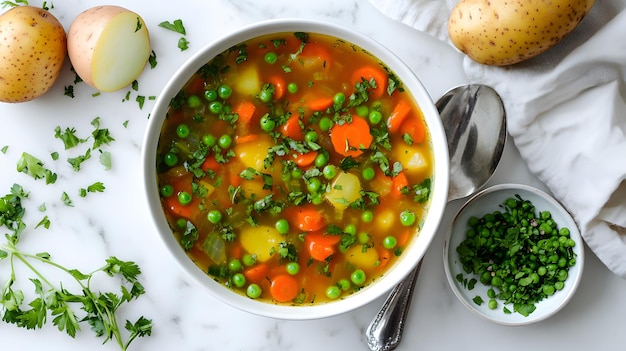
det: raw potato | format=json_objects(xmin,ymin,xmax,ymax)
[
  {"xmin": 448, "ymin": 0, "xmax": 596, "ymax": 66},
  {"xmin": 68, "ymin": 6, "xmax": 151, "ymax": 91},
  {"xmin": 0, "ymin": 6, "xmax": 67, "ymax": 103}
]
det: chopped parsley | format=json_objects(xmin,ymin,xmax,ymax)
[{"xmin": 16, "ymin": 152, "xmax": 57, "ymax": 184}]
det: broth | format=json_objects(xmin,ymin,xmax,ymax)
[{"xmin": 156, "ymin": 32, "xmax": 434, "ymax": 305}]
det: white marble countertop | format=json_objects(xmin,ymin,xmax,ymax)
[{"xmin": 1, "ymin": 1, "xmax": 625, "ymax": 350}]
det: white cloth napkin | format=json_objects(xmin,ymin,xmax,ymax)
[{"xmin": 369, "ymin": 0, "xmax": 626, "ymax": 278}]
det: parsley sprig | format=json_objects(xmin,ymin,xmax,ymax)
[{"xmin": 0, "ymin": 185, "xmax": 152, "ymax": 350}]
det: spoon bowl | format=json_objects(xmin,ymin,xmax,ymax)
[
  {"xmin": 366, "ymin": 84, "xmax": 506, "ymax": 351},
  {"xmin": 438, "ymin": 85, "xmax": 506, "ymax": 200}
]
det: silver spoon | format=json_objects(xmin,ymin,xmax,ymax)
[{"xmin": 366, "ymin": 84, "xmax": 506, "ymax": 351}]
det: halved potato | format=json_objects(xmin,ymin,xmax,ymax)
[{"xmin": 67, "ymin": 6, "xmax": 151, "ymax": 91}]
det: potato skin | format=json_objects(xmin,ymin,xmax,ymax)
[
  {"xmin": 448, "ymin": 0, "xmax": 596, "ymax": 66},
  {"xmin": 0, "ymin": 6, "xmax": 67, "ymax": 103}
]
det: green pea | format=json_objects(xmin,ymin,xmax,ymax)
[
  {"xmin": 305, "ymin": 130, "xmax": 318, "ymax": 143},
  {"xmin": 351, "ymin": 269, "xmax": 366, "ymax": 286},
  {"xmin": 187, "ymin": 95, "xmax": 201, "ymax": 108},
  {"xmin": 306, "ymin": 177, "xmax": 322, "ymax": 193},
  {"xmin": 344, "ymin": 224, "xmax": 357, "ymax": 235},
  {"xmin": 163, "ymin": 152, "xmax": 178, "ymax": 167},
  {"xmin": 361, "ymin": 210, "xmax": 374, "ymax": 223},
  {"xmin": 259, "ymin": 88, "xmax": 273, "ymax": 102},
  {"xmin": 537, "ymin": 266, "xmax": 547, "ymax": 276},
  {"xmin": 242, "ymin": 254, "xmax": 257, "ymax": 266},
  {"xmin": 287, "ymin": 82, "xmax": 298, "ymax": 94},
  {"xmin": 291, "ymin": 168, "xmax": 303, "ymax": 179},
  {"xmin": 542, "ymin": 284, "xmax": 556, "ymax": 296},
  {"xmin": 554, "ymin": 281, "xmax": 565, "ymax": 290},
  {"xmin": 264, "ymin": 52, "xmax": 278, "ymax": 64},
  {"xmin": 218, "ymin": 134, "xmax": 232, "ymax": 149},
  {"xmin": 314, "ymin": 153, "xmax": 328, "ymax": 168},
  {"xmin": 260, "ymin": 115, "xmax": 276, "ymax": 132},
  {"xmin": 275, "ymin": 219, "xmax": 290, "ymax": 234},
  {"xmin": 488, "ymin": 299, "xmax": 498, "ymax": 310},
  {"xmin": 228, "ymin": 259, "xmax": 242, "ymax": 272},
  {"xmin": 368, "ymin": 110, "xmax": 383, "ymax": 125},
  {"xmin": 311, "ymin": 193, "xmax": 323, "ymax": 205},
  {"xmin": 207, "ymin": 210, "xmax": 222, "ymax": 224},
  {"xmin": 209, "ymin": 101, "xmax": 223, "ymax": 114},
  {"xmin": 286, "ymin": 262, "xmax": 300, "ymax": 275},
  {"xmin": 556, "ymin": 269, "xmax": 568, "ymax": 282},
  {"xmin": 362, "ymin": 167, "xmax": 375, "ymax": 181},
  {"xmin": 358, "ymin": 232, "xmax": 370, "ymax": 244},
  {"xmin": 383, "ymin": 236, "xmax": 397, "ymax": 249},
  {"xmin": 399, "ymin": 210, "xmax": 416, "ymax": 226},
  {"xmin": 176, "ymin": 124, "xmax": 190, "ymax": 138},
  {"xmin": 177, "ymin": 191, "xmax": 192, "ymax": 206},
  {"xmin": 322, "ymin": 164, "xmax": 337, "ymax": 179},
  {"xmin": 338, "ymin": 278, "xmax": 351, "ymax": 291},
  {"xmin": 491, "ymin": 276, "xmax": 502, "ymax": 287},
  {"xmin": 202, "ymin": 134, "xmax": 216, "ymax": 147},
  {"xmin": 333, "ymin": 92, "xmax": 346, "ymax": 106},
  {"xmin": 218, "ymin": 84, "xmax": 232, "ymax": 99},
  {"xmin": 319, "ymin": 116, "xmax": 333, "ymax": 131},
  {"xmin": 246, "ymin": 283, "xmax": 262, "ymax": 298},
  {"xmin": 326, "ymin": 286, "xmax": 341, "ymax": 300},
  {"xmin": 204, "ymin": 89, "xmax": 218, "ymax": 101},
  {"xmin": 355, "ymin": 105, "xmax": 369, "ymax": 117},
  {"xmin": 232, "ymin": 273, "xmax": 246, "ymax": 288},
  {"xmin": 160, "ymin": 184, "xmax": 174, "ymax": 198}
]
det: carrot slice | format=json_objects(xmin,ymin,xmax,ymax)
[
  {"xmin": 329, "ymin": 117, "xmax": 373, "ymax": 157},
  {"xmin": 161, "ymin": 174, "xmax": 197, "ymax": 219},
  {"xmin": 295, "ymin": 151, "xmax": 318, "ymax": 168},
  {"xmin": 163, "ymin": 195, "xmax": 196, "ymax": 219},
  {"xmin": 235, "ymin": 133, "xmax": 261, "ymax": 145},
  {"xmin": 377, "ymin": 248, "xmax": 393, "ymax": 268},
  {"xmin": 387, "ymin": 99, "xmax": 412, "ymax": 134},
  {"xmin": 289, "ymin": 205, "xmax": 326, "ymax": 232},
  {"xmin": 400, "ymin": 116, "xmax": 426, "ymax": 144},
  {"xmin": 280, "ymin": 114, "xmax": 304, "ymax": 141},
  {"xmin": 201, "ymin": 156, "xmax": 219, "ymax": 172},
  {"xmin": 305, "ymin": 230, "xmax": 341, "ymax": 262},
  {"xmin": 187, "ymin": 76, "xmax": 206, "ymax": 95},
  {"xmin": 397, "ymin": 229, "xmax": 412, "ymax": 247},
  {"xmin": 299, "ymin": 42, "xmax": 331, "ymax": 69},
  {"xmin": 391, "ymin": 171, "xmax": 409, "ymax": 196},
  {"xmin": 244, "ymin": 263, "xmax": 269, "ymax": 283},
  {"xmin": 270, "ymin": 274, "xmax": 300, "ymax": 302},
  {"xmin": 267, "ymin": 76, "xmax": 286, "ymax": 100},
  {"xmin": 233, "ymin": 101, "xmax": 257, "ymax": 127},
  {"xmin": 307, "ymin": 95, "xmax": 334, "ymax": 111},
  {"xmin": 351, "ymin": 66, "xmax": 388, "ymax": 99}
]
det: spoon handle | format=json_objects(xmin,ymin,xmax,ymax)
[{"xmin": 365, "ymin": 260, "xmax": 422, "ymax": 351}]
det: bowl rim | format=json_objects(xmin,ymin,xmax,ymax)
[
  {"xmin": 443, "ymin": 183, "xmax": 585, "ymax": 326},
  {"xmin": 141, "ymin": 17, "xmax": 450, "ymax": 320}
]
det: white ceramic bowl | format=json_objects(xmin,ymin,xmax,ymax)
[
  {"xmin": 142, "ymin": 19, "xmax": 449, "ymax": 320},
  {"xmin": 443, "ymin": 183, "xmax": 584, "ymax": 326}
]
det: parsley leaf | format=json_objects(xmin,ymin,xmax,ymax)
[
  {"xmin": 67, "ymin": 148, "xmax": 91, "ymax": 171},
  {"xmin": 158, "ymin": 19, "xmax": 186, "ymax": 34},
  {"xmin": 54, "ymin": 126, "xmax": 87, "ymax": 150},
  {"xmin": 412, "ymin": 178, "xmax": 432, "ymax": 203},
  {"xmin": 16, "ymin": 152, "xmax": 57, "ymax": 184}
]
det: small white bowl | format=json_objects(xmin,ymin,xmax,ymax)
[{"xmin": 443, "ymin": 183, "xmax": 584, "ymax": 326}]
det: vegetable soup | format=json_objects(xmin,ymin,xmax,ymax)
[{"xmin": 156, "ymin": 32, "xmax": 435, "ymax": 305}]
